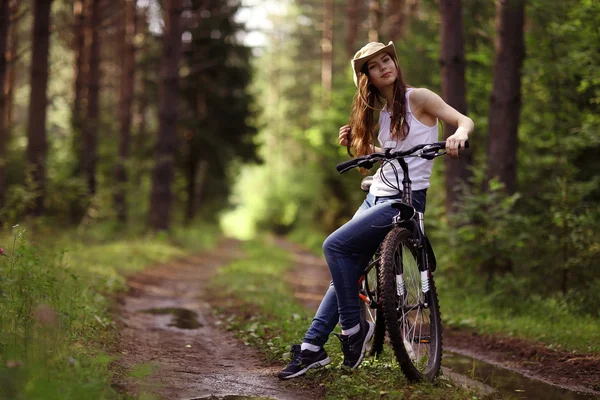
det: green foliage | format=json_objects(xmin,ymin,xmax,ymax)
[
  {"xmin": 176, "ymin": 0, "xmax": 257, "ymax": 218},
  {"xmin": 446, "ymin": 174, "xmax": 524, "ymax": 291},
  {"xmin": 442, "ymin": 162, "xmax": 600, "ymax": 317}
]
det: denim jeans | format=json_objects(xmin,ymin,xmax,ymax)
[{"xmin": 302, "ymin": 190, "xmax": 427, "ymax": 347}]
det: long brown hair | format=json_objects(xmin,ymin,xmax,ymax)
[{"xmin": 348, "ymin": 55, "xmax": 409, "ymax": 157}]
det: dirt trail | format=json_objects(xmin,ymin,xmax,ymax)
[
  {"xmin": 113, "ymin": 239, "xmax": 303, "ymax": 400},
  {"xmin": 279, "ymin": 239, "xmax": 600, "ymax": 397},
  {"xmin": 112, "ymin": 237, "xmax": 599, "ymax": 399}
]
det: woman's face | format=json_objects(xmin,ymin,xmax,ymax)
[{"xmin": 366, "ymin": 53, "xmax": 397, "ymax": 90}]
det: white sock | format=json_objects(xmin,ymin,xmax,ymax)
[
  {"xmin": 301, "ymin": 342, "xmax": 320, "ymax": 352},
  {"xmin": 342, "ymin": 323, "xmax": 360, "ymax": 336}
]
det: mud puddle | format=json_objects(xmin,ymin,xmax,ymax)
[
  {"xmin": 142, "ymin": 307, "xmax": 202, "ymax": 329},
  {"xmin": 444, "ymin": 351, "xmax": 596, "ymax": 399},
  {"xmin": 189, "ymin": 396, "xmax": 276, "ymax": 400}
]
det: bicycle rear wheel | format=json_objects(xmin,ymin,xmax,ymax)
[
  {"xmin": 360, "ymin": 256, "xmax": 385, "ymax": 357},
  {"xmin": 379, "ymin": 227, "xmax": 443, "ymax": 381}
]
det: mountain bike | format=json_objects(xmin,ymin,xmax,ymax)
[{"xmin": 337, "ymin": 141, "xmax": 466, "ymax": 382}]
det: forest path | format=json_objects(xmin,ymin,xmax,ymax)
[
  {"xmin": 113, "ymin": 239, "xmax": 304, "ymax": 400},
  {"xmin": 279, "ymin": 238, "xmax": 600, "ymax": 399}
]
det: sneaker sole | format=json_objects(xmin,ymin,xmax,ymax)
[
  {"xmin": 349, "ymin": 321, "xmax": 375, "ymax": 369},
  {"xmin": 279, "ymin": 357, "xmax": 331, "ymax": 380}
]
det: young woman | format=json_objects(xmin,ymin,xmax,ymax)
[{"xmin": 278, "ymin": 41, "xmax": 473, "ymax": 380}]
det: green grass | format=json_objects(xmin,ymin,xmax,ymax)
[
  {"xmin": 438, "ymin": 279, "xmax": 600, "ymax": 354},
  {"xmin": 208, "ymin": 237, "xmax": 481, "ymax": 400},
  {"xmin": 0, "ymin": 222, "xmax": 219, "ymax": 400}
]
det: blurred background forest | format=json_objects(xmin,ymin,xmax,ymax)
[{"xmin": 0, "ymin": 0, "xmax": 599, "ymax": 324}]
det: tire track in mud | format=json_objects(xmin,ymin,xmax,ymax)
[{"xmin": 113, "ymin": 239, "xmax": 304, "ymax": 400}]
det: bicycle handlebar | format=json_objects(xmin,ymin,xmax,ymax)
[{"xmin": 336, "ymin": 140, "xmax": 469, "ymax": 174}]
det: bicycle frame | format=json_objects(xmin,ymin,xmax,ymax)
[{"xmin": 359, "ymin": 156, "xmax": 432, "ymax": 308}]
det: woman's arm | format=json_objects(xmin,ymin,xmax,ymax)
[{"xmin": 411, "ymin": 88, "xmax": 474, "ymax": 158}]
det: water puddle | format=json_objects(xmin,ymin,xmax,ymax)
[
  {"xmin": 190, "ymin": 396, "xmax": 276, "ymax": 400},
  {"xmin": 142, "ymin": 307, "xmax": 202, "ymax": 329},
  {"xmin": 444, "ymin": 351, "xmax": 596, "ymax": 399}
]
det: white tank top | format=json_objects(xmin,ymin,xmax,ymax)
[{"xmin": 370, "ymin": 88, "xmax": 439, "ymax": 195}]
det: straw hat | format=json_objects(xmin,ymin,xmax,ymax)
[{"xmin": 351, "ymin": 41, "xmax": 398, "ymax": 87}]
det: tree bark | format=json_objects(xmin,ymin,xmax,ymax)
[
  {"xmin": 114, "ymin": 0, "xmax": 136, "ymax": 222},
  {"xmin": 368, "ymin": 0, "xmax": 381, "ymax": 42},
  {"xmin": 149, "ymin": 0, "xmax": 182, "ymax": 230},
  {"xmin": 439, "ymin": 0, "xmax": 472, "ymax": 213},
  {"xmin": 72, "ymin": 0, "xmax": 87, "ymax": 173},
  {"xmin": 184, "ymin": 143, "xmax": 208, "ymax": 224},
  {"xmin": 0, "ymin": 0, "xmax": 10, "ymax": 205},
  {"xmin": 3, "ymin": 0, "xmax": 19, "ymax": 135},
  {"xmin": 344, "ymin": 0, "xmax": 361, "ymax": 57},
  {"xmin": 83, "ymin": 0, "xmax": 101, "ymax": 195},
  {"xmin": 133, "ymin": 4, "xmax": 149, "ymax": 187},
  {"xmin": 383, "ymin": 0, "xmax": 406, "ymax": 41},
  {"xmin": 487, "ymin": 0, "xmax": 525, "ymax": 194},
  {"xmin": 26, "ymin": 0, "xmax": 53, "ymax": 215},
  {"xmin": 321, "ymin": 0, "xmax": 333, "ymax": 105}
]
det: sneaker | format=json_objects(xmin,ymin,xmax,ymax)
[
  {"xmin": 336, "ymin": 320, "xmax": 375, "ymax": 368},
  {"xmin": 277, "ymin": 344, "xmax": 331, "ymax": 380}
]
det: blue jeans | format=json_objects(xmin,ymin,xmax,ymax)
[{"xmin": 302, "ymin": 190, "xmax": 427, "ymax": 347}]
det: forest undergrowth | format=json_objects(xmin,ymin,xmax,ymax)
[{"xmin": 0, "ymin": 221, "xmax": 218, "ymax": 400}]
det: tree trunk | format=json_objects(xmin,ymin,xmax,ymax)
[
  {"xmin": 321, "ymin": 0, "xmax": 333, "ymax": 105},
  {"xmin": 383, "ymin": 0, "xmax": 406, "ymax": 41},
  {"xmin": 26, "ymin": 0, "xmax": 53, "ymax": 215},
  {"xmin": 149, "ymin": 0, "xmax": 182, "ymax": 231},
  {"xmin": 368, "ymin": 0, "xmax": 381, "ymax": 42},
  {"xmin": 439, "ymin": 0, "xmax": 472, "ymax": 213},
  {"xmin": 487, "ymin": 0, "xmax": 525, "ymax": 194},
  {"xmin": 114, "ymin": 0, "xmax": 136, "ymax": 222},
  {"xmin": 3, "ymin": 0, "xmax": 19, "ymax": 135},
  {"xmin": 344, "ymin": 0, "xmax": 361, "ymax": 57},
  {"xmin": 185, "ymin": 146, "xmax": 198, "ymax": 223},
  {"xmin": 0, "ymin": 0, "xmax": 10, "ymax": 205},
  {"xmin": 83, "ymin": 0, "xmax": 101, "ymax": 195},
  {"xmin": 133, "ymin": 4, "xmax": 149, "ymax": 187},
  {"xmin": 193, "ymin": 159, "xmax": 208, "ymax": 220},
  {"xmin": 72, "ymin": 0, "xmax": 87, "ymax": 173}
]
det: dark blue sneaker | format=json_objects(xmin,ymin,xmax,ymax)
[
  {"xmin": 336, "ymin": 320, "xmax": 375, "ymax": 368},
  {"xmin": 277, "ymin": 344, "xmax": 331, "ymax": 380}
]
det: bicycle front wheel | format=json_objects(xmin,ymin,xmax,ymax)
[{"xmin": 379, "ymin": 227, "xmax": 443, "ymax": 382}]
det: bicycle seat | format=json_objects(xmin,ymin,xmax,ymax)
[{"xmin": 360, "ymin": 176, "xmax": 373, "ymax": 192}]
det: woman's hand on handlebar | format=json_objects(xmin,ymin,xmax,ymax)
[
  {"xmin": 339, "ymin": 125, "xmax": 351, "ymax": 146},
  {"xmin": 445, "ymin": 130, "xmax": 469, "ymax": 158}
]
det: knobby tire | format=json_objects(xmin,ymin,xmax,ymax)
[{"xmin": 379, "ymin": 227, "xmax": 443, "ymax": 382}]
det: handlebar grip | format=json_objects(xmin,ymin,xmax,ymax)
[
  {"xmin": 336, "ymin": 158, "xmax": 360, "ymax": 173},
  {"xmin": 434, "ymin": 140, "xmax": 470, "ymax": 149}
]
